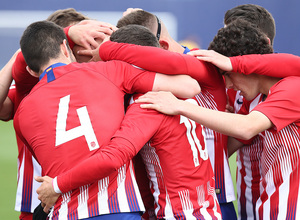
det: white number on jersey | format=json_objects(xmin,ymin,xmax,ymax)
[
  {"xmin": 180, "ymin": 99, "xmax": 208, "ymax": 167},
  {"xmin": 55, "ymin": 95, "xmax": 99, "ymax": 151}
]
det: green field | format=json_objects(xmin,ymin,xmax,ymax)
[
  {"xmin": 0, "ymin": 120, "xmax": 238, "ymax": 219},
  {"xmin": 0, "ymin": 120, "xmax": 20, "ymax": 219}
]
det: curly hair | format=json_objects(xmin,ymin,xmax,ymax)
[
  {"xmin": 208, "ymin": 19, "xmax": 273, "ymax": 57},
  {"xmin": 224, "ymin": 4, "xmax": 275, "ymax": 45}
]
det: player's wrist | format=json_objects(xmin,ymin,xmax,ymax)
[{"xmin": 52, "ymin": 177, "xmax": 62, "ymax": 194}]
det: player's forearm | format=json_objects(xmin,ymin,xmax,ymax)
[
  {"xmin": 231, "ymin": 53, "xmax": 300, "ymax": 78},
  {"xmin": 0, "ymin": 56, "xmax": 14, "ymax": 105},
  {"xmin": 99, "ymin": 41, "xmax": 211, "ymax": 80},
  {"xmin": 57, "ymin": 138, "xmax": 136, "ymax": 193},
  {"xmin": 177, "ymin": 100, "xmax": 261, "ymax": 140}
]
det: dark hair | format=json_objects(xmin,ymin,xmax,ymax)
[
  {"xmin": 117, "ymin": 10, "xmax": 157, "ymax": 33},
  {"xmin": 20, "ymin": 20, "xmax": 68, "ymax": 73},
  {"xmin": 46, "ymin": 8, "xmax": 89, "ymax": 28},
  {"xmin": 224, "ymin": 4, "xmax": 275, "ymax": 45},
  {"xmin": 209, "ymin": 19, "xmax": 273, "ymax": 57},
  {"xmin": 110, "ymin": 24, "xmax": 160, "ymax": 47}
]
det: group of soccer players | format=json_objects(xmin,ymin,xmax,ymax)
[{"xmin": 1, "ymin": 4, "xmax": 300, "ymax": 220}]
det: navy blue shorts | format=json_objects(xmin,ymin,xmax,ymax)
[
  {"xmin": 220, "ymin": 202, "xmax": 237, "ymax": 220},
  {"xmin": 84, "ymin": 212, "xmax": 142, "ymax": 220}
]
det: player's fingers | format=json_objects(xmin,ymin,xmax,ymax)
[
  {"xmin": 43, "ymin": 204, "xmax": 52, "ymax": 213},
  {"xmin": 34, "ymin": 176, "xmax": 44, "ymax": 183},
  {"xmin": 77, "ymin": 49, "xmax": 93, "ymax": 57},
  {"xmin": 139, "ymin": 103, "xmax": 156, "ymax": 109}
]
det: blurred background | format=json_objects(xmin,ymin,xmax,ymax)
[
  {"xmin": 1, "ymin": 0, "xmax": 299, "ymax": 218},
  {"xmin": 1, "ymin": 0, "xmax": 300, "ymax": 68}
]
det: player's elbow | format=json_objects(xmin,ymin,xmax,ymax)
[
  {"xmin": 190, "ymin": 80, "xmax": 201, "ymax": 96},
  {"xmin": 235, "ymin": 127, "xmax": 257, "ymax": 140}
]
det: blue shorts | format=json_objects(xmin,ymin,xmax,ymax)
[
  {"xmin": 85, "ymin": 212, "xmax": 142, "ymax": 220},
  {"xmin": 220, "ymin": 202, "xmax": 237, "ymax": 220}
]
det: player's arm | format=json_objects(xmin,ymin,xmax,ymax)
[
  {"xmin": 135, "ymin": 91, "xmax": 273, "ymax": 140},
  {"xmin": 227, "ymin": 136, "xmax": 243, "ymax": 157},
  {"xmin": 96, "ymin": 41, "xmax": 216, "ymax": 84},
  {"xmin": 35, "ymin": 101, "xmax": 163, "ymax": 212},
  {"xmin": 115, "ymin": 59, "xmax": 200, "ymax": 99},
  {"xmin": 153, "ymin": 73, "xmax": 200, "ymax": 98},
  {"xmin": 190, "ymin": 49, "xmax": 300, "ymax": 78},
  {"xmin": 230, "ymin": 53, "xmax": 300, "ymax": 77},
  {"xmin": 0, "ymin": 50, "xmax": 20, "ymax": 120}
]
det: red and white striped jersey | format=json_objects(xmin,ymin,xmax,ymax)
[
  {"xmin": 99, "ymin": 41, "xmax": 236, "ymax": 204},
  {"xmin": 130, "ymin": 96, "xmax": 221, "ymax": 219},
  {"xmin": 252, "ymin": 77, "xmax": 300, "ymax": 220},
  {"xmin": 53, "ymin": 94, "xmax": 222, "ymax": 219},
  {"xmin": 9, "ymin": 52, "xmax": 41, "ymax": 214},
  {"xmin": 227, "ymin": 89, "xmax": 264, "ymax": 220},
  {"xmin": 13, "ymin": 60, "xmax": 156, "ymax": 219},
  {"xmin": 230, "ymin": 53, "xmax": 300, "ymax": 219}
]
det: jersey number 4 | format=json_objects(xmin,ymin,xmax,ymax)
[{"xmin": 55, "ymin": 95, "xmax": 99, "ymax": 151}]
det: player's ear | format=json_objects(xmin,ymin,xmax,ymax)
[
  {"xmin": 26, "ymin": 66, "xmax": 39, "ymax": 78},
  {"xmin": 61, "ymin": 39, "xmax": 70, "ymax": 58},
  {"xmin": 159, "ymin": 39, "xmax": 169, "ymax": 50}
]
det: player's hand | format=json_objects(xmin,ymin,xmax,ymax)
[
  {"xmin": 68, "ymin": 20, "xmax": 117, "ymax": 50},
  {"xmin": 76, "ymin": 36, "xmax": 110, "ymax": 62},
  {"xmin": 188, "ymin": 49, "xmax": 233, "ymax": 72},
  {"xmin": 135, "ymin": 91, "xmax": 182, "ymax": 115},
  {"xmin": 35, "ymin": 176, "xmax": 60, "ymax": 213}
]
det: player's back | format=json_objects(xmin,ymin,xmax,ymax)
[
  {"xmin": 14, "ymin": 61, "xmax": 149, "ymax": 219},
  {"xmin": 135, "ymin": 98, "xmax": 222, "ymax": 219}
]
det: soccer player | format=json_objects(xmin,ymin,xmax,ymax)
[
  {"xmin": 46, "ymin": 8, "xmax": 89, "ymax": 28},
  {"xmin": 99, "ymin": 9, "xmax": 237, "ymax": 219},
  {"xmin": 34, "ymin": 24, "xmax": 222, "ymax": 220},
  {"xmin": 223, "ymin": 4, "xmax": 276, "ymax": 219},
  {"xmin": 0, "ymin": 9, "xmax": 96, "ymax": 220},
  {"xmin": 13, "ymin": 20, "xmax": 200, "ymax": 220},
  {"xmin": 135, "ymin": 21, "xmax": 300, "ymax": 220}
]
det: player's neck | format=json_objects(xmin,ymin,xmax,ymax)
[{"xmin": 259, "ymin": 75, "xmax": 281, "ymax": 96}]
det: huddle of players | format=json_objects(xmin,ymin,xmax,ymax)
[{"xmin": 3, "ymin": 4, "xmax": 300, "ymax": 220}]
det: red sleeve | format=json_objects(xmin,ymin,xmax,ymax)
[
  {"xmin": 99, "ymin": 60, "xmax": 156, "ymax": 94},
  {"xmin": 230, "ymin": 53, "xmax": 300, "ymax": 77},
  {"xmin": 254, "ymin": 77, "xmax": 300, "ymax": 131},
  {"xmin": 12, "ymin": 51, "xmax": 38, "ymax": 97},
  {"xmin": 64, "ymin": 26, "xmax": 75, "ymax": 49},
  {"xmin": 57, "ymin": 98, "xmax": 164, "ymax": 193},
  {"xmin": 99, "ymin": 41, "xmax": 220, "ymax": 90}
]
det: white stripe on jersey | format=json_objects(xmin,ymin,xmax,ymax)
[
  {"xmin": 15, "ymin": 149, "xmax": 41, "ymax": 213},
  {"xmin": 178, "ymin": 190, "xmax": 196, "ymax": 220},
  {"xmin": 117, "ymin": 164, "xmax": 130, "ymax": 212},
  {"xmin": 97, "ymin": 177, "xmax": 109, "ymax": 214},
  {"xmin": 195, "ymin": 91, "xmax": 235, "ymax": 203},
  {"xmin": 249, "ymin": 94, "xmax": 262, "ymax": 112},
  {"xmin": 128, "ymin": 160, "xmax": 145, "ymax": 210},
  {"xmin": 276, "ymin": 177, "xmax": 290, "ymax": 219},
  {"xmin": 52, "ymin": 192, "xmax": 71, "ymax": 220},
  {"xmin": 223, "ymin": 151, "xmax": 236, "ymax": 201},
  {"xmin": 15, "ymin": 150, "xmax": 25, "ymax": 211},
  {"xmin": 164, "ymin": 194, "xmax": 175, "ymax": 220},
  {"xmin": 256, "ymin": 124, "xmax": 300, "ymax": 219},
  {"xmin": 208, "ymin": 180, "xmax": 222, "ymax": 220},
  {"xmin": 77, "ymin": 185, "xmax": 89, "ymax": 219},
  {"xmin": 197, "ymin": 185, "xmax": 212, "ymax": 220}
]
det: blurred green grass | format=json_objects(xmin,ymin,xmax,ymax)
[
  {"xmin": 0, "ymin": 120, "xmax": 238, "ymax": 219},
  {"xmin": 0, "ymin": 120, "xmax": 20, "ymax": 219}
]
